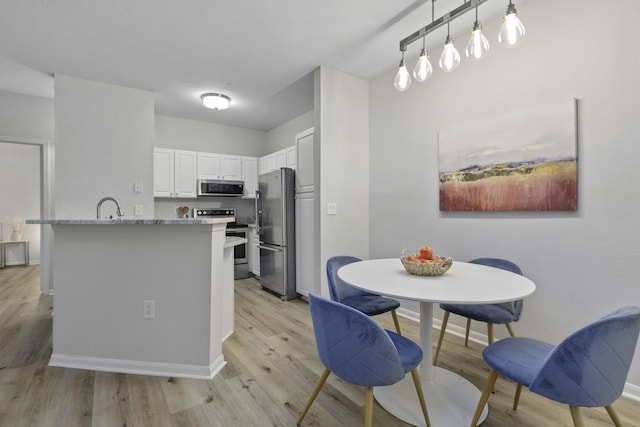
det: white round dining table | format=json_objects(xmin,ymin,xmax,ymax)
[{"xmin": 338, "ymin": 258, "xmax": 536, "ymax": 427}]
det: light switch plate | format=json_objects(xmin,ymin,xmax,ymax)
[
  {"xmin": 134, "ymin": 181, "xmax": 144, "ymax": 193},
  {"xmin": 327, "ymin": 202, "xmax": 337, "ymax": 215}
]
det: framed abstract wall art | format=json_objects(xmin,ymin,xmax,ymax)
[{"xmin": 438, "ymin": 99, "xmax": 577, "ymax": 211}]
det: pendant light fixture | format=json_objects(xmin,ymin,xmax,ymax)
[
  {"xmin": 413, "ymin": 37, "xmax": 433, "ymax": 82},
  {"xmin": 439, "ymin": 22, "xmax": 460, "ymax": 72},
  {"xmin": 498, "ymin": 0, "xmax": 525, "ymax": 47},
  {"xmin": 393, "ymin": 50, "xmax": 412, "ymax": 91},
  {"xmin": 393, "ymin": 0, "xmax": 526, "ymax": 92},
  {"xmin": 465, "ymin": 6, "xmax": 490, "ymax": 60},
  {"xmin": 201, "ymin": 93, "xmax": 231, "ymax": 110}
]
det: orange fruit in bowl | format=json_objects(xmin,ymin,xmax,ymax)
[{"xmin": 419, "ymin": 246, "xmax": 433, "ymax": 260}]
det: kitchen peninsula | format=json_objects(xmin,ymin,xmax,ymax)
[{"xmin": 28, "ymin": 217, "xmax": 238, "ymax": 380}]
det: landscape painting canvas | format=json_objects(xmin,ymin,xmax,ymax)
[{"xmin": 439, "ymin": 99, "xmax": 577, "ymax": 211}]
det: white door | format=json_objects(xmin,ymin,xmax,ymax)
[
  {"xmin": 154, "ymin": 148, "xmax": 174, "ymax": 197},
  {"xmin": 221, "ymin": 155, "xmax": 242, "ymax": 180},
  {"xmin": 295, "ymin": 192, "xmax": 316, "ymax": 297},
  {"xmin": 295, "ymin": 128, "xmax": 314, "ymax": 193},
  {"xmin": 197, "ymin": 152, "xmax": 221, "ymax": 180},
  {"xmin": 174, "ymin": 150, "xmax": 197, "ymax": 198}
]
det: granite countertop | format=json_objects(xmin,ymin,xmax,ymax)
[{"xmin": 27, "ymin": 218, "xmax": 234, "ymax": 225}]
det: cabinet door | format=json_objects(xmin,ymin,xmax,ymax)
[
  {"xmin": 295, "ymin": 193, "xmax": 316, "ymax": 297},
  {"xmin": 174, "ymin": 150, "xmax": 197, "ymax": 198},
  {"xmin": 295, "ymin": 128, "xmax": 315, "ymax": 193},
  {"xmin": 221, "ymin": 155, "xmax": 242, "ymax": 180},
  {"xmin": 154, "ymin": 148, "xmax": 174, "ymax": 197},
  {"xmin": 286, "ymin": 145, "xmax": 297, "ymax": 170},
  {"xmin": 276, "ymin": 149, "xmax": 287, "ymax": 169},
  {"xmin": 197, "ymin": 152, "xmax": 221, "ymax": 180},
  {"xmin": 241, "ymin": 156, "xmax": 257, "ymax": 198},
  {"xmin": 260, "ymin": 153, "xmax": 277, "ymax": 175}
]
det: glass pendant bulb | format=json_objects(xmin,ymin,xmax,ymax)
[
  {"xmin": 413, "ymin": 48, "xmax": 433, "ymax": 82},
  {"xmin": 466, "ymin": 20, "xmax": 490, "ymax": 61},
  {"xmin": 394, "ymin": 56, "xmax": 412, "ymax": 91},
  {"xmin": 439, "ymin": 35, "xmax": 461, "ymax": 72},
  {"xmin": 499, "ymin": 1, "xmax": 525, "ymax": 47}
]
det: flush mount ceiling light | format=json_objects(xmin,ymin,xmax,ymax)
[
  {"xmin": 394, "ymin": 0, "xmax": 525, "ymax": 91},
  {"xmin": 201, "ymin": 93, "xmax": 231, "ymax": 110}
]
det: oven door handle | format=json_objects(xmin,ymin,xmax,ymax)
[{"xmin": 258, "ymin": 245, "xmax": 282, "ymax": 252}]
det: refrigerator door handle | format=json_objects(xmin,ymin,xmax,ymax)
[
  {"xmin": 255, "ymin": 189, "xmax": 262, "ymax": 235},
  {"xmin": 258, "ymin": 245, "xmax": 283, "ymax": 252}
]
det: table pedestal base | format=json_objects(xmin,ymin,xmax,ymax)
[{"xmin": 374, "ymin": 366, "xmax": 488, "ymax": 427}]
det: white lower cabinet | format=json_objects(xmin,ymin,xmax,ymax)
[
  {"xmin": 249, "ymin": 227, "xmax": 260, "ymax": 276},
  {"xmin": 295, "ymin": 192, "xmax": 316, "ymax": 297}
]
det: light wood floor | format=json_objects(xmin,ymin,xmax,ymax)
[{"xmin": 1, "ymin": 265, "xmax": 639, "ymax": 426}]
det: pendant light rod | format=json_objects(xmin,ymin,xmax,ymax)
[{"xmin": 399, "ymin": 0, "xmax": 489, "ymax": 52}]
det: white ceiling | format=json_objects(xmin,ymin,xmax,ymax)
[{"xmin": 0, "ymin": 0, "xmax": 525, "ymax": 131}]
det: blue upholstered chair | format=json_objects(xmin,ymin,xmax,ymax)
[
  {"xmin": 434, "ymin": 258, "xmax": 523, "ymax": 364},
  {"xmin": 297, "ymin": 293, "xmax": 431, "ymax": 427},
  {"xmin": 470, "ymin": 306, "xmax": 640, "ymax": 427},
  {"xmin": 327, "ymin": 256, "xmax": 403, "ymax": 334}
]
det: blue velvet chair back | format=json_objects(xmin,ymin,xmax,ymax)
[
  {"xmin": 469, "ymin": 258, "xmax": 524, "ymax": 321},
  {"xmin": 326, "ymin": 256, "xmax": 369, "ymax": 302},
  {"xmin": 308, "ymin": 293, "xmax": 405, "ymax": 387},
  {"xmin": 529, "ymin": 306, "xmax": 640, "ymax": 407}
]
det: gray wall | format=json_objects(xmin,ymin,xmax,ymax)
[
  {"xmin": 55, "ymin": 75, "xmax": 155, "ymax": 219},
  {"xmin": 369, "ymin": 0, "xmax": 640, "ymax": 390},
  {"xmin": 265, "ymin": 110, "xmax": 314, "ymax": 154}
]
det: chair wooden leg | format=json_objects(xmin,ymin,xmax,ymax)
[
  {"xmin": 464, "ymin": 318, "xmax": 472, "ymax": 346},
  {"xmin": 569, "ymin": 405, "xmax": 585, "ymax": 427},
  {"xmin": 487, "ymin": 323, "xmax": 494, "ymax": 345},
  {"xmin": 391, "ymin": 310, "xmax": 402, "ymax": 335},
  {"xmin": 364, "ymin": 386, "xmax": 374, "ymax": 427},
  {"xmin": 434, "ymin": 311, "xmax": 450, "ymax": 364},
  {"xmin": 506, "ymin": 323, "xmax": 515, "ymax": 337},
  {"xmin": 410, "ymin": 369, "xmax": 431, "ymax": 427},
  {"xmin": 513, "ymin": 383, "xmax": 523, "ymax": 410},
  {"xmin": 605, "ymin": 405, "xmax": 623, "ymax": 427},
  {"xmin": 470, "ymin": 370, "xmax": 499, "ymax": 427},
  {"xmin": 297, "ymin": 369, "xmax": 330, "ymax": 425}
]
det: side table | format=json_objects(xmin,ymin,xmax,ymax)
[{"xmin": 0, "ymin": 240, "xmax": 29, "ymax": 268}]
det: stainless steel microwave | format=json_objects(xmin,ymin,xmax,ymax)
[{"xmin": 197, "ymin": 179, "xmax": 244, "ymax": 197}]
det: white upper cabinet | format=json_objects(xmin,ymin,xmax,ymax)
[
  {"xmin": 276, "ymin": 149, "xmax": 287, "ymax": 169},
  {"xmin": 197, "ymin": 153, "xmax": 242, "ymax": 181},
  {"xmin": 260, "ymin": 153, "xmax": 277, "ymax": 175},
  {"xmin": 174, "ymin": 150, "xmax": 198, "ymax": 197},
  {"xmin": 286, "ymin": 145, "xmax": 297, "ymax": 169},
  {"xmin": 154, "ymin": 148, "xmax": 197, "ymax": 198},
  {"xmin": 220, "ymin": 154, "xmax": 242, "ymax": 180},
  {"xmin": 295, "ymin": 128, "xmax": 315, "ymax": 193},
  {"xmin": 197, "ymin": 152, "xmax": 221, "ymax": 180},
  {"xmin": 241, "ymin": 156, "xmax": 258, "ymax": 198}
]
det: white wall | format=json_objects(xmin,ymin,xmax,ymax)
[
  {"xmin": 369, "ymin": 0, "xmax": 640, "ymax": 392},
  {"xmin": 155, "ymin": 114, "xmax": 266, "ymax": 156},
  {"xmin": 318, "ymin": 67, "xmax": 370, "ymax": 297},
  {"xmin": 265, "ymin": 110, "xmax": 314, "ymax": 154},
  {"xmin": 54, "ymin": 75, "xmax": 155, "ymax": 219}
]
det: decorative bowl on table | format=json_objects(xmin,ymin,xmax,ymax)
[{"xmin": 400, "ymin": 249, "xmax": 453, "ymax": 276}]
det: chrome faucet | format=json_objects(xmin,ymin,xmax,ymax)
[{"xmin": 96, "ymin": 197, "xmax": 125, "ymax": 219}]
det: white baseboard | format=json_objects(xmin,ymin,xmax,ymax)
[
  {"xmin": 396, "ymin": 307, "xmax": 640, "ymax": 402},
  {"xmin": 49, "ymin": 353, "xmax": 227, "ymax": 380}
]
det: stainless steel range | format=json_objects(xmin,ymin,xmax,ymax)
[{"xmin": 193, "ymin": 208, "xmax": 249, "ymax": 279}]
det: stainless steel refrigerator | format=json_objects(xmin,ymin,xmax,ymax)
[{"xmin": 257, "ymin": 167, "xmax": 298, "ymax": 300}]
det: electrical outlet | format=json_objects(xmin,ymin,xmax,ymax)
[
  {"xmin": 134, "ymin": 204, "xmax": 144, "ymax": 216},
  {"xmin": 134, "ymin": 181, "xmax": 144, "ymax": 193},
  {"xmin": 143, "ymin": 300, "xmax": 155, "ymax": 319}
]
